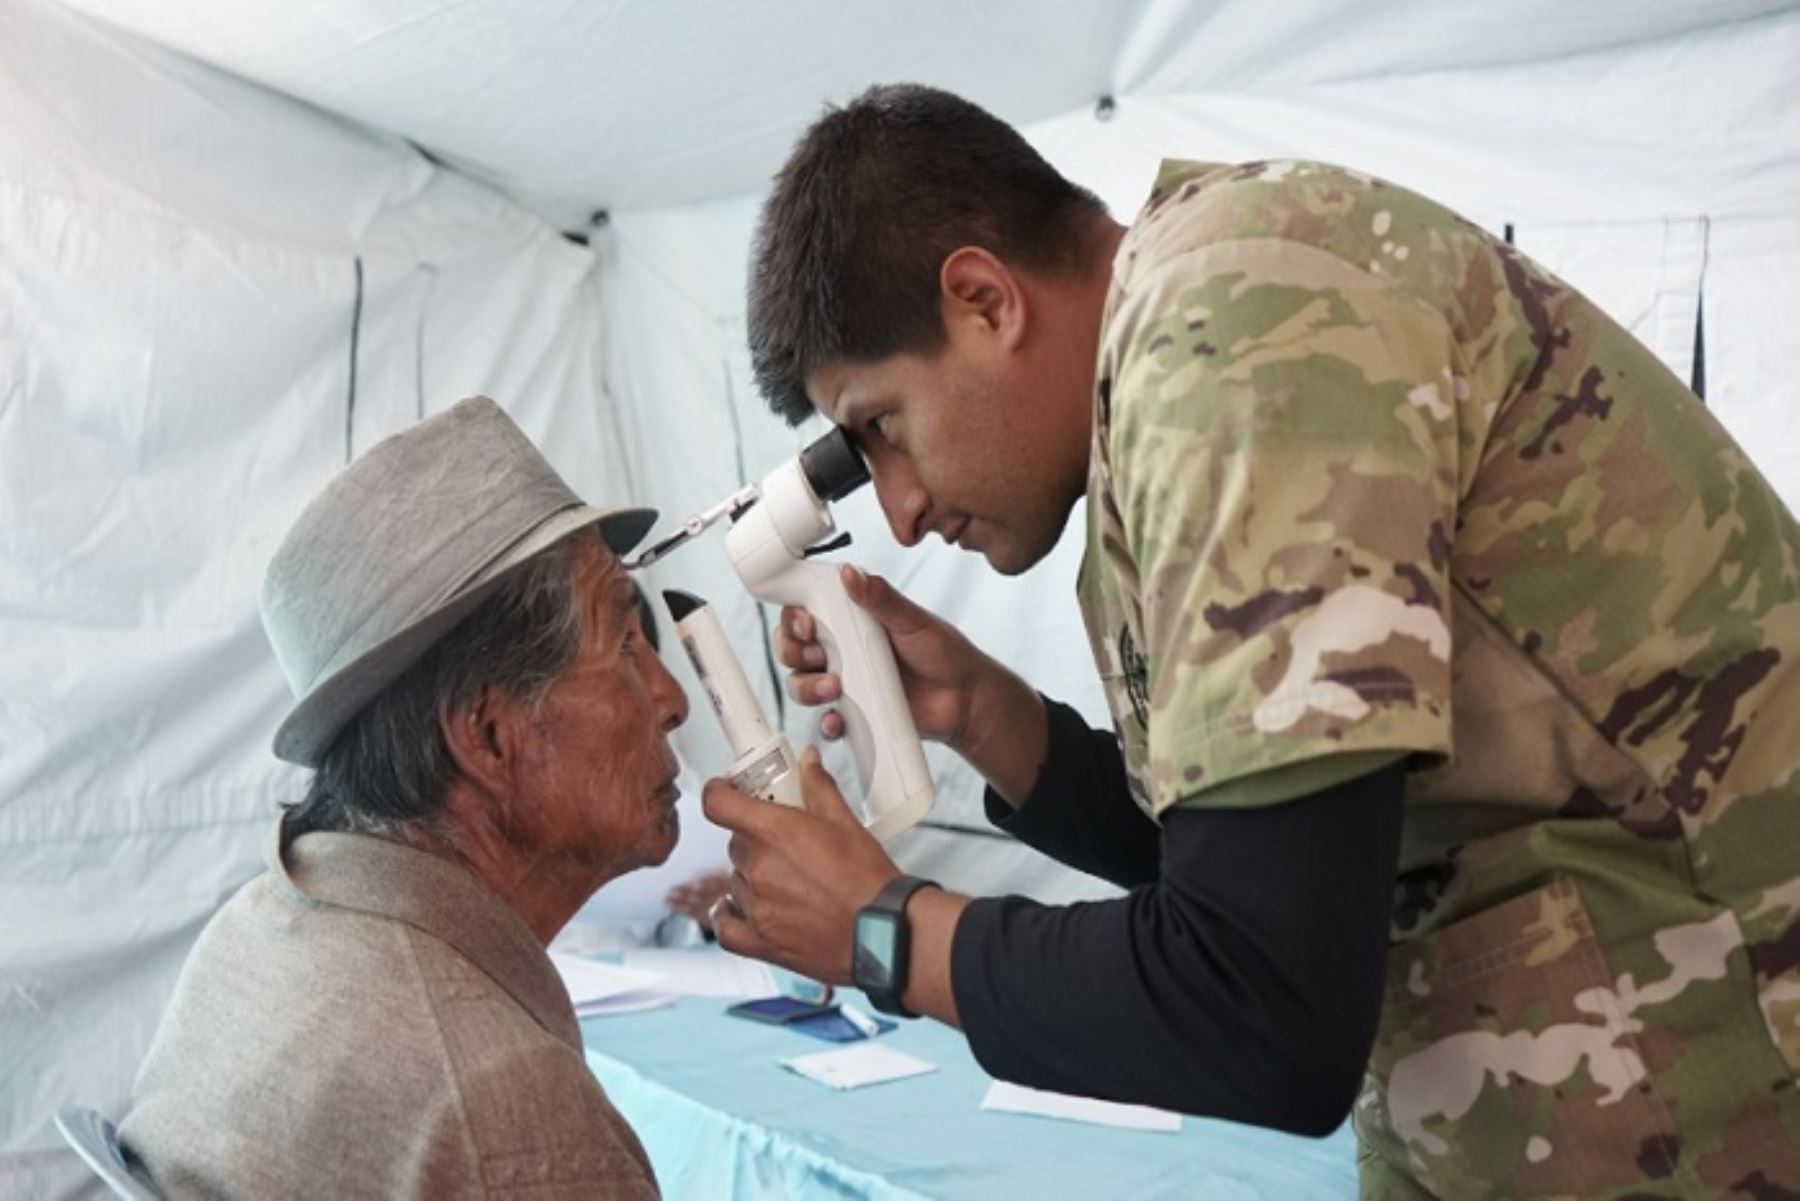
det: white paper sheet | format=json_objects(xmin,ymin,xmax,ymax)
[
  {"xmin": 549, "ymin": 949, "xmax": 681, "ymax": 1018},
  {"xmin": 575, "ymin": 991, "xmax": 678, "ymax": 1017},
  {"xmin": 980, "ymin": 1081, "xmax": 1183, "ymax": 1133},
  {"xmin": 619, "ymin": 948, "xmax": 779, "ymax": 998},
  {"xmin": 549, "ymin": 950, "xmax": 665, "ymax": 1000},
  {"xmin": 781, "ymin": 1043, "xmax": 938, "ymax": 1091}
]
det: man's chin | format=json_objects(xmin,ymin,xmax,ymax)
[
  {"xmin": 638, "ymin": 806, "xmax": 680, "ymax": 867},
  {"xmin": 978, "ymin": 535, "xmax": 1049, "ymax": 577}
]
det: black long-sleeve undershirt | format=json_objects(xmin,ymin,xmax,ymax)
[
  {"xmin": 977, "ymin": 697, "xmax": 1163, "ymax": 889},
  {"xmin": 952, "ymin": 697, "xmax": 1405, "ymax": 1136}
]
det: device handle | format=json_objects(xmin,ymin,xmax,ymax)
[{"xmin": 763, "ymin": 560, "xmax": 935, "ymax": 840}]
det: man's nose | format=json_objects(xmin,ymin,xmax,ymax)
[
  {"xmin": 651, "ymin": 653, "xmax": 690, "ymax": 731},
  {"xmin": 869, "ymin": 458, "xmax": 931, "ymax": 548}
]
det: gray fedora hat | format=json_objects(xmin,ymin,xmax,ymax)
[{"xmin": 260, "ymin": 396, "xmax": 655, "ymax": 766}]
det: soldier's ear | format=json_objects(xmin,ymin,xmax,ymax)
[{"xmin": 940, "ymin": 247, "xmax": 1027, "ymax": 351}]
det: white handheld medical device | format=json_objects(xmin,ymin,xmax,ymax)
[
  {"xmin": 663, "ymin": 588, "xmax": 803, "ymax": 808},
  {"xmin": 634, "ymin": 428, "xmax": 935, "ymax": 842}
]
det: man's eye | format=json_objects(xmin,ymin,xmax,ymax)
[
  {"xmin": 871, "ymin": 415, "xmax": 895, "ymax": 445},
  {"xmin": 621, "ymin": 629, "xmax": 639, "ymax": 655}
]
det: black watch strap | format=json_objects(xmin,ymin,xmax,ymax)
[{"xmin": 853, "ymin": 874, "xmax": 939, "ymax": 1018}]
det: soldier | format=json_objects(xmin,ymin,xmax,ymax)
[{"xmin": 703, "ymin": 83, "xmax": 1800, "ymax": 1197}]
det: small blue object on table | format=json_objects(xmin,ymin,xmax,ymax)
[{"xmin": 581, "ymin": 996, "xmax": 1357, "ymax": 1200}]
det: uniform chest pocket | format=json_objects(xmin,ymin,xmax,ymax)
[{"xmin": 1357, "ymin": 879, "xmax": 1683, "ymax": 1199}]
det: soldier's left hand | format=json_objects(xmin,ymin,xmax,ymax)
[{"xmin": 702, "ymin": 747, "xmax": 898, "ymax": 984}]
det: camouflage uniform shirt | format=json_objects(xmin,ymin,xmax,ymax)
[{"xmin": 1082, "ymin": 159, "xmax": 1800, "ymax": 1198}]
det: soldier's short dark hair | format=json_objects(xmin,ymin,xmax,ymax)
[{"xmin": 748, "ymin": 83, "xmax": 1108, "ymax": 425}]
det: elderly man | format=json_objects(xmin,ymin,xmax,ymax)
[{"xmin": 119, "ymin": 397, "xmax": 687, "ymax": 1199}]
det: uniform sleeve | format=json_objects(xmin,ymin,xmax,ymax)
[{"xmin": 1102, "ymin": 236, "xmax": 1461, "ymax": 815}]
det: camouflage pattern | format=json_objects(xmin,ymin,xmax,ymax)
[{"xmin": 1082, "ymin": 159, "xmax": 1800, "ymax": 1197}]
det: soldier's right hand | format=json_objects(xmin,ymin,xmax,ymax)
[{"xmin": 776, "ymin": 566, "xmax": 992, "ymax": 751}]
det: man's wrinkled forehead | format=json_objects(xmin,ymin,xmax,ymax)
[
  {"xmin": 564, "ymin": 534, "xmax": 634, "ymax": 629},
  {"xmin": 596, "ymin": 553, "xmax": 637, "ymax": 623}
]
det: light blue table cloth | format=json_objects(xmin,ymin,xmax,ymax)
[{"xmin": 581, "ymin": 996, "xmax": 1357, "ymax": 1199}]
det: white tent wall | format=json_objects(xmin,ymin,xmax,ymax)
[
  {"xmin": 3, "ymin": 0, "xmax": 1798, "ymax": 1196},
  {"xmin": 0, "ymin": 1, "xmax": 638, "ymax": 1191}
]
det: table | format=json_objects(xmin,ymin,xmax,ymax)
[{"xmin": 580, "ymin": 998, "xmax": 1358, "ymax": 1200}]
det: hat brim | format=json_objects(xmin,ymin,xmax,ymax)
[
  {"xmin": 271, "ymin": 504, "xmax": 657, "ymax": 767},
  {"xmin": 465, "ymin": 503, "xmax": 657, "ymax": 592}
]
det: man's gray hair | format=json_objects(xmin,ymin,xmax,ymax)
[{"xmin": 285, "ymin": 531, "xmax": 595, "ymax": 843}]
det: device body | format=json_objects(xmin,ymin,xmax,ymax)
[
  {"xmin": 654, "ymin": 427, "xmax": 935, "ymax": 842},
  {"xmin": 722, "ymin": 454, "xmax": 935, "ymax": 841},
  {"xmin": 665, "ymin": 589, "xmax": 802, "ymax": 808}
]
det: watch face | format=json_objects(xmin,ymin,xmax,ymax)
[{"xmin": 854, "ymin": 911, "xmax": 900, "ymax": 990}]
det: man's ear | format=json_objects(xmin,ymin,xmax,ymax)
[
  {"xmin": 440, "ymin": 686, "xmax": 520, "ymax": 798},
  {"xmin": 940, "ymin": 247, "xmax": 1027, "ymax": 351}
]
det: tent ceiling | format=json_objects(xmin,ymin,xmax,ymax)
[{"xmin": 54, "ymin": 0, "xmax": 1797, "ymax": 223}]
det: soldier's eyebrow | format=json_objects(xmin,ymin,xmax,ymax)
[
  {"xmin": 824, "ymin": 385, "xmax": 858, "ymax": 426},
  {"xmin": 824, "ymin": 374, "xmax": 884, "ymax": 429},
  {"xmin": 834, "ymin": 390, "xmax": 887, "ymax": 441}
]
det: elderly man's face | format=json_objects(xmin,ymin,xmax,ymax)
[{"xmin": 509, "ymin": 537, "xmax": 690, "ymax": 876}]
